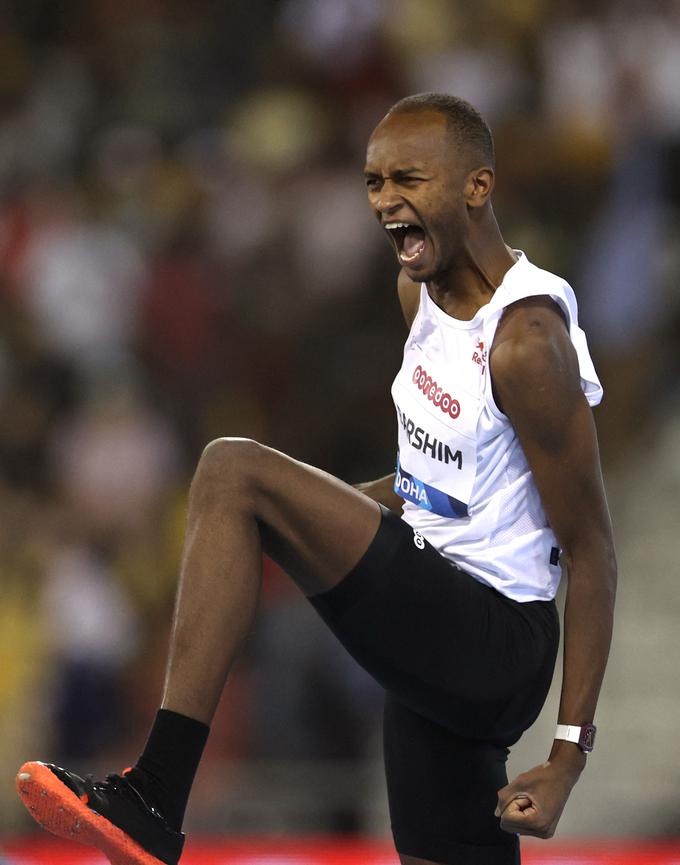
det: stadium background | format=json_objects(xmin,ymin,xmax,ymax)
[{"xmin": 1, "ymin": 1, "xmax": 679, "ymax": 862}]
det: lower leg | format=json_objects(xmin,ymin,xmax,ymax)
[
  {"xmin": 130, "ymin": 441, "xmax": 265, "ymax": 827},
  {"xmin": 161, "ymin": 461, "xmax": 263, "ymax": 725},
  {"xmin": 130, "ymin": 438, "xmax": 380, "ymax": 829}
]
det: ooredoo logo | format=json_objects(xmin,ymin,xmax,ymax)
[{"xmin": 411, "ymin": 365, "xmax": 460, "ymax": 419}]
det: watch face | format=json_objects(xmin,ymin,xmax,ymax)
[{"xmin": 580, "ymin": 724, "xmax": 596, "ymax": 752}]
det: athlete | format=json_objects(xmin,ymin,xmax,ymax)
[{"xmin": 16, "ymin": 93, "xmax": 616, "ymax": 865}]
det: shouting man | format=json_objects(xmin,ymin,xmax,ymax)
[{"xmin": 17, "ymin": 93, "xmax": 616, "ymax": 865}]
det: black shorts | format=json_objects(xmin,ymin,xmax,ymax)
[{"xmin": 309, "ymin": 505, "xmax": 559, "ymax": 864}]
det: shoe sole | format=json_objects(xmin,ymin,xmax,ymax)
[{"xmin": 16, "ymin": 761, "xmax": 169, "ymax": 865}]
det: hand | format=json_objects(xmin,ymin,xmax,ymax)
[{"xmin": 495, "ymin": 748, "xmax": 585, "ymax": 839}]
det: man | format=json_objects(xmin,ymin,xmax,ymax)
[{"xmin": 17, "ymin": 93, "xmax": 616, "ymax": 865}]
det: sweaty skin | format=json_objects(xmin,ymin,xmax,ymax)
[{"xmin": 360, "ymin": 108, "xmax": 617, "ymax": 843}]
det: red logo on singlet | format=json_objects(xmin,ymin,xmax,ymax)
[
  {"xmin": 471, "ymin": 337, "xmax": 487, "ymax": 372},
  {"xmin": 411, "ymin": 365, "xmax": 461, "ymax": 419}
]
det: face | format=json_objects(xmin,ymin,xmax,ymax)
[{"xmin": 364, "ymin": 110, "xmax": 470, "ymax": 282}]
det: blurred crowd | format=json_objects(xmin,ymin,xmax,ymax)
[{"xmin": 2, "ymin": 0, "xmax": 680, "ymax": 836}]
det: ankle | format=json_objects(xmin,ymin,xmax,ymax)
[{"xmin": 130, "ymin": 709, "xmax": 210, "ymax": 832}]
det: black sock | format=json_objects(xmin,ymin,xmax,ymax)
[{"xmin": 127, "ymin": 708, "xmax": 210, "ymax": 832}]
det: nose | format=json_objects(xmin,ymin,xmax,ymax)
[
  {"xmin": 374, "ymin": 182, "xmax": 403, "ymax": 215},
  {"xmin": 371, "ymin": 180, "xmax": 402, "ymax": 216}
]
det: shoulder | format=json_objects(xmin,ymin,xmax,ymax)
[
  {"xmin": 397, "ymin": 268, "xmax": 421, "ymax": 328},
  {"xmin": 490, "ymin": 295, "xmax": 581, "ymax": 420},
  {"xmin": 494, "ymin": 254, "xmax": 577, "ymax": 330},
  {"xmin": 491, "ymin": 295, "xmax": 570, "ymax": 375}
]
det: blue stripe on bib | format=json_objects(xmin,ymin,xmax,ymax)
[{"xmin": 395, "ymin": 460, "xmax": 468, "ymax": 518}]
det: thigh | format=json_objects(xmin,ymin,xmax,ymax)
[
  {"xmin": 384, "ymin": 695, "xmax": 520, "ymax": 865},
  {"xmin": 200, "ymin": 438, "xmax": 382, "ymax": 595}
]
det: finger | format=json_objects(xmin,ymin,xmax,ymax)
[
  {"xmin": 498, "ymin": 797, "xmax": 532, "ymax": 820},
  {"xmin": 498, "ymin": 797, "xmax": 537, "ymax": 829},
  {"xmin": 500, "ymin": 807, "xmax": 554, "ymax": 839},
  {"xmin": 495, "ymin": 791, "xmax": 531, "ymax": 818}
]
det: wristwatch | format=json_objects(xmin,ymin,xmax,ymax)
[{"xmin": 554, "ymin": 723, "xmax": 596, "ymax": 753}]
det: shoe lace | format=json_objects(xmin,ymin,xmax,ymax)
[{"xmin": 84, "ymin": 773, "xmax": 171, "ymax": 825}]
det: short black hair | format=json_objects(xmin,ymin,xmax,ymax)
[{"xmin": 387, "ymin": 92, "xmax": 495, "ymax": 168}]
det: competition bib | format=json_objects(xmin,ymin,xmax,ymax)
[{"xmin": 391, "ymin": 324, "xmax": 485, "ymax": 518}]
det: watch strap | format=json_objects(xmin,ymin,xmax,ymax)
[{"xmin": 554, "ymin": 723, "xmax": 596, "ymax": 752}]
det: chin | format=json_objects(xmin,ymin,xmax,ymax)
[{"xmin": 403, "ymin": 261, "xmax": 440, "ymax": 284}]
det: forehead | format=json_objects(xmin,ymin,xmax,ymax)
[{"xmin": 365, "ymin": 110, "xmax": 456, "ymax": 172}]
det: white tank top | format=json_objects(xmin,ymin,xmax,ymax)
[{"xmin": 391, "ymin": 251, "xmax": 603, "ymax": 602}]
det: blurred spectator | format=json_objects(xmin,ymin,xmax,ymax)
[
  {"xmin": 0, "ymin": 299, "xmax": 75, "ymax": 490},
  {"xmin": 20, "ymin": 199, "xmax": 146, "ymax": 377},
  {"xmin": 41, "ymin": 539, "xmax": 140, "ymax": 762},
  {"xmin": 49, "ymin": 382, "xmax": 181, "ymax": 533}
]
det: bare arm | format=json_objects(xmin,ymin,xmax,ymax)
[{"xmin": 490, "ymin": 297, "xmax": 617, "ymax": 838}]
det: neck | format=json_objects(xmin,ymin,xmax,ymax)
[{"xmin": 427, "ymin": 211, "xmax": 516, "ymax": 320}]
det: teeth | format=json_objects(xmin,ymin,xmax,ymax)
[
  {"xmin": 385, "ymin": 222, "xmax": 410, "ymax": 230},
  {"xmin": 400, "ymin": 249, "xmax": 421, "ymax": 262}
]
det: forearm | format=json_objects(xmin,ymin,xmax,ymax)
[
  {"xmin": 355, "ymin": 473, "xmax": 403, "ymax": 513},
  {"xmin": 496, "ymin": 547, "xmax": 617, "ymax": 837},
  {"xmin": 550, "ymin": 544, "xmax": 617, "ymax": 770}
]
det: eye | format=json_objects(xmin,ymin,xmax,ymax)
[{"xmin": 365, "ymin": 175, "xmax": 381, "ymax": 191}]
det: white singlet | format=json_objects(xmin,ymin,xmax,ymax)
[{"xmin": 391, "ymin": 251, "xmax": 602, "ymax": 602}]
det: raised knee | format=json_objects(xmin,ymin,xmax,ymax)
[
  {"xmin": 192, "ymin": 437, "xmax": 262, "ymax": 503},
  {"xmin": 200, "ymin": 436, "xmax": 261, "ymax": 469}
]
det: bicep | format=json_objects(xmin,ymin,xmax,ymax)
[
  {"xmin": 491, "ymin": 308, "xmax": 613, "ymax": 563},
  {"xmin": 518, "ymin": 393, "xmax": 610, "ymax": 559}
]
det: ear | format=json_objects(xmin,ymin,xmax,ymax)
[{"xmin": 464, "ymin": 167, "xmax": 495, "ymax": 208}]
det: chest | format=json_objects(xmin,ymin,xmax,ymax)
[{"xmin": 392, "ymin": 311, "xmax": 488, "ymax": 436}]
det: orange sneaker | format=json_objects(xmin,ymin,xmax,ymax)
[{"xmin": 16, "ymin": 761, "xmax": 184, "ymax": 865}]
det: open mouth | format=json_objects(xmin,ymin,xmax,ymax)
[{"xmin": 384, "ymin": 222, "xmax": 426, "ymax": 264}]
